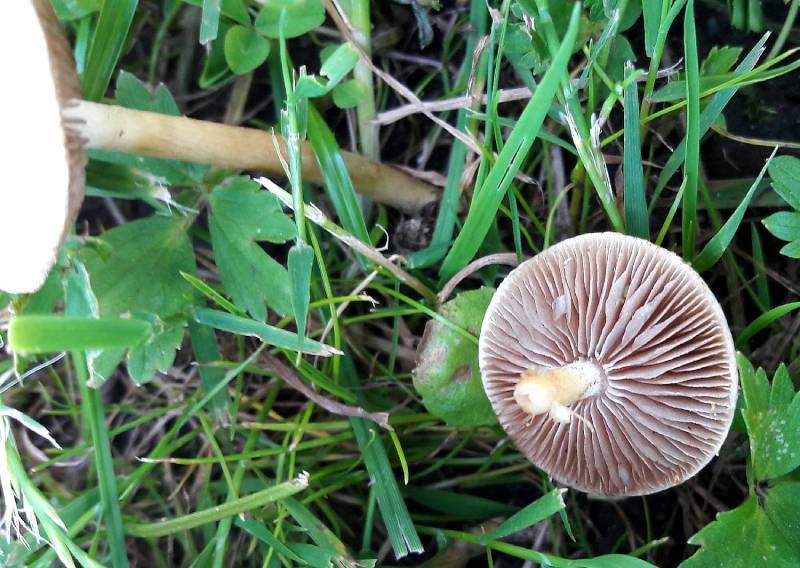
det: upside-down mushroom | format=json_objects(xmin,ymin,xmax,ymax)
[
  {"xmin": 1, "ymin": 0, "xmax": 437, "ymax": 294},
  {"xmin": 479, "ymin": 233, "xmax": 738, "ymax": 497}
]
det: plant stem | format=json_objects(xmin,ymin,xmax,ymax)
[
  {"xmin": 767, "ymin": 0, "xmax": 800, "ymax": 60},
  {"xmin": 125, "ymin": 475, "xmax": 309, "ymax": 539},
  {"xmin": 62, "ymin": 101, "xmax": 437, "ymax": 211},
  {"xmin": 348, "ymin": 0, "xmax": 379, "ymax": 162}
]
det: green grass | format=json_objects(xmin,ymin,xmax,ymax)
[{"xmin": 3, "ymin": 0, "xmax": 800, "ymax": 566}]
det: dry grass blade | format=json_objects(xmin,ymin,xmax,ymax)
[{"xmin": 260, "ymin": 354, "xmax": 392, "ymax": 431}]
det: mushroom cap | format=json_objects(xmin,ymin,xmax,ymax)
[
  {"xmin": 0, "ymin": 0, "xmax": 86, "ymax": 294},
  {"xmin": 479, "ymin": 233, "xmax": 738, "ymax": 497}
]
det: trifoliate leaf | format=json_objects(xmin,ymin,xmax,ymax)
[
  {"xmin": 224, "ymin": 25, "xmax": 270, "ymax": 74},
  {"xmin": 332, "ymin": 79, "xmax": 364, "ymax": 109},
  {"xmin": 255, "ymin": 0, "xmax": 325, "ymax": 39},
  {"xmin": 740, "ymin": 355, "xmax": 800, "ymax": 480},
  {"xmin": 413, "ymin": 287, "xmax": 497, "ymax": 427},
  {"xmin": 209, "ymin": 177, "xmax": 295, "ymax": 319},
  {"xmin": 293, "ymin": 43, "xmax": 359, "ymax": 101}
]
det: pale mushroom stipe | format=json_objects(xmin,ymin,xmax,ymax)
[
  {"xmin": 1, "ymin": 0, "xmax": 437, "ymax": 295},
  {"xmin": 479, "ymin": 233, "xmax": 738, "ymax": 497}
]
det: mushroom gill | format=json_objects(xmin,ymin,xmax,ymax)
[{"xmin": 478, "ymin": 233, "xmax": 738, "ymax": 497}]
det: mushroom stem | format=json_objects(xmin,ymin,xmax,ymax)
[
  {"xmin": 514, "ymin": 362, "xmax": 604, "ymax": 423},
  {"xmin": 61, "ymin": 100, "xmax": 438, "ymax": 212}
]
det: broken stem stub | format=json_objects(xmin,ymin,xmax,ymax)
[{"xmin": 514, "ymin": 361, "xmax": 605, "ymax": 424}]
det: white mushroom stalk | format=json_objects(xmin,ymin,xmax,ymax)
[{"xmin": 61, "ymin": 101, "xmax": 438, "ymax": 212}]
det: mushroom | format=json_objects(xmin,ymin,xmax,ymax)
[
  {"xmin": 1, "ymin": 0, "xmax": 87, "ymax": 294},
  {"xmin": 479, "ymin": 233, "xmax": 737, "ymax": 497},
  {"xmin": 1, "ymin": 0, "xmax": 437, "ymax": 294}
]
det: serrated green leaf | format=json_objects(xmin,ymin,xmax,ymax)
[
  {"xmin": 701, "ymin": 46, "xmax": 743, "ymax": 75},
  {"xmin": 740, "ymin": 355, "xmax": 800, "ymax": 480},
  {"xmin": 78, "ymin": 216, "xmax": 196, "ymax": 382},
  {"xmin": 769, "ymin": 156, "xmax": 800, "ymax": 210},
  {"xmin": 684, "ymin": 494, "xmax": 799, "ymax": 567},
  {"xmin": 210, "ymin": 178, "xmax": 296, "ymax": 242},
  {"xmin": 80, "ymin": 216, "xmax": 196, "ymax": 318},
  {"xmin": 413, "ymin": 288, "xmax": 497, "ymax": 427},
  {"xmin": 763, "ymin": 211, "xmax": 800, "ymax": 241},
  {"xmin": 224, "ymin": 25, "xmax": 270, "ymax": 74},
  {"xmin": 127, "ymin": 314, "xmax": 186, "ymax": 384},
  {"xmin": 293, "ymin": 43, "xmax": 359, "ymax": 100},
  {"xmin": 209, "ymin": 177, "xmax": 295, "ymax": 319},
  {"xmin": 255, "ymin": 0, "xmax": 325, "ymax": 39},
  {"xmin": 763, "ymin": 481, "xmax": 800, "ymax": 550}
]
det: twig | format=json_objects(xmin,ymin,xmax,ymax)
[
  {"xmin": 260, "ymin": 354, "xmax": 392, "ymax": 431},
  {"xmin": 438, "ymin": 253, "xmax": 522, "ymax": 304}
]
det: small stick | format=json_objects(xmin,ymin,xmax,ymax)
[{"xmin": 62, "ymin": 100, "xmax": 438, "ymax": 212}]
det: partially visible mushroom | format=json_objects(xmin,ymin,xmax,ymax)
[
  {"xmin": 479, "ymin": 233, "xmax": 737, "ymax": 497},
  {"xmin": 1, "ymin": 0, "xmax": 437, "ymax": 294},
  {"xmin": 0, "ymin": 0, "xmax": 86, "ymax": 294}
]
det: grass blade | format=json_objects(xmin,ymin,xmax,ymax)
[
  {"xmin": 62, "ymin": 266, "xmax": 130, "ymax": 568},
  {"xmin": 125, "ymin": 475, "xmax": 309, "ymax": 538},
  {"xmin": 682, "ymin": 0, "xmax": 701, "ymax": 258},
  {"xmin": 623, "ymin": 61, "xmax": 648, "ymax": 239},
  {"xmin": 306, "ymin": 108, "xmax": 370, "ymax": 252},
  {"xmin": 643, "ymin": 0, "xmax": 665, "ymax": 57},
  {"xmin": 74, "ymin": 354, "xmax": 130, "ymax": 568},
  {"xmin": 439, "ymin": 2, "xmax": 581, "ymax": 279},
  {"xmin": 288, "ymin": 243, "xmax": 314, "ymax": 351},
  {"xmin": 194, "ymin": 308, "xmax": 341, "ymax": 356},
  {"xmin": 736, "ymin": 302, "xmax": 800, "ymax": 348},
  {"xmin": 82, "ymin": 0, "xmax": 139, "ymax": 101},
  {"xmin": 341, "ymin": 357, "xmax": 423, "ymax": 558},
  {"xmin": 751, "ymin": 224, "xmax": 771, "ymax": 309},
  {"xmin": 9, "ymin": 316, "xmax": 149, "ymax": 354},
  {"xmin": 200, "ymin": 0, "xmax": 222, "ymax": 45},
  {"xmin": 651, "ymin": 34, "xmax": 769, "ymax": 209},
  {"xmin": 478, "ymin": 489, "xmax": 565, "ymax": 543},
  {"xmin": 693, "ymin": 147, "xmax": 777, "ymax": 272}
]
